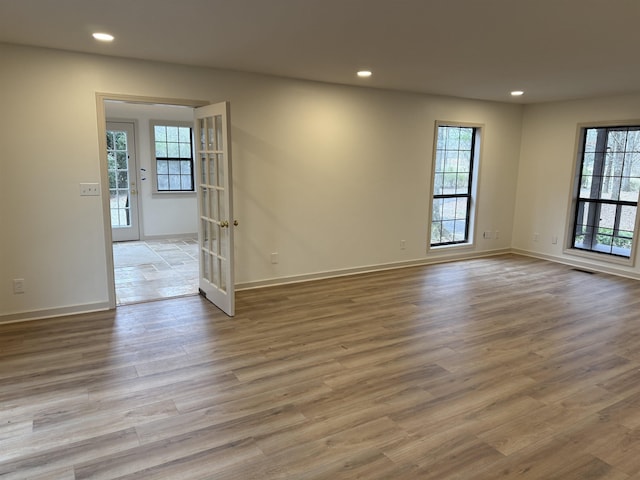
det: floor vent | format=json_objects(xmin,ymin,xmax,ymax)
[{"xmin": 571, "ymin": 268, "xmax": 595, "ymax": 274}]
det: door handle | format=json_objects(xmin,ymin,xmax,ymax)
[
  {"xmin": 233, "ymin": 220, "xmax": 239, "ymax": 226},
  {"xmin": 220, "ymin": 221, "xmax": 229, "ymax": 228}
]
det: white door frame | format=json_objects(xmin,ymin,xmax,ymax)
[{"xmin": 96, "ymin": 93, "xmax": 209, "ymax": 309}]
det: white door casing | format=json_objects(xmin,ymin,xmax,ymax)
[{"xmin": 194, "ymin": 102, "xmax": 235, "ymax": 316}]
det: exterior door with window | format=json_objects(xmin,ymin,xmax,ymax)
[
  {"xmin": 194, "ymin": 102, "xmax": 235, "ymax": 316},
  {"xmin": 107, "ymin": 122, "xmax": 140, "ymax": 242}
]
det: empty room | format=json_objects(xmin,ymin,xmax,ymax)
[{"xmin": 2, "ymin": 1, "xmax": 640, "ymax": 478}]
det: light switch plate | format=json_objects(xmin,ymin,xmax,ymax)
[{"xmin": 80, "ymin": 183, "xmax": 100, "ymax": 196}]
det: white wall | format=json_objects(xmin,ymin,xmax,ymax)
[
  {"xmin": 513, "ymin": 93, "xmax": 640, "ymax": 277},
  {"xmin": 105, "ymin": 102, "xmax": 198, "ymax": 238},
  {"xmin": 0, "ymin": 43, "xmax": 523, "ymax": 321}
]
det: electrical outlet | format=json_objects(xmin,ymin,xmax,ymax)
[
  {"xmin": 495, "ymin": 231, "xmax": 500, "ymax": 240},
  {"xmin": 270, "ymin": 252, "xmax": 279, "ymax": 264},
  {"xmin": 483, "ymin": 231, "xmax": 493, "ymax": 239},
  {"xmin": 13, "ymin": 278, "xmax": 25, "ymax": 294},
  {"xmin": 533, "ymin": 232, "xmax": 539, "ymax": 242},
  {"xmin": 79, "ymin": 183, "xmax": 100, "ymax": 196},
  {"xmin": 552, "ymin": 235, "xmax": 558, "ymax": 245},
  {"xmin": 400, "ymin": 240, "xmax": 406, "ymax": 250}
]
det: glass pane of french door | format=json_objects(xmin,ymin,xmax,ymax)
[
  {"xmin": 106, "ymin": 121, "xmax": 139, "ymax": 242},
  {"xmin": 194, "ymin": 102, "xmax": 235, "ymax": 316}
]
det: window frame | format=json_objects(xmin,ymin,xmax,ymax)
[
  {"xmin": 428, "ymin": 122, "xmax": 482, "ymax": 251},
  {"xmin": 150, "ymin": 120, "xmax": 196, "ymax": 195},
  {"xmin": 566, "ymin": 122, "xmax": 640, "ymax": 266}
]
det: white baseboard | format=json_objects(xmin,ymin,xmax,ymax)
[
  {"xmin": 139, "ymin": 233, "xmax": 197, "ymax": 241},
  {"xmin": 9, "ymin": 246, "xmax": 634, "ymax": 324},
  {"xmin": 511, "ymin": 248, "xmax": 640, "ymax": 281},
  {"xmin": 236, "ymin": 248, "xmax": 512, "ymax": 291},
  {"xmin": 0, "ymin": 302, "xmax": 111, "ymax": 325}
]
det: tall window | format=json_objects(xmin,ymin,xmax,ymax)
[
  {"xmin": 571, "ymin": 126, "xmax": 640, "ymax": 258},
  {"xmin": 430, "ymin": 124, "xmax": 479, "ymax": 247},
  {"xmin": 152, "ymin": 122, "xmax": 195, "ymax": 192}
]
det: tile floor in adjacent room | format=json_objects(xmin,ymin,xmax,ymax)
[{"xmin": 112, "ymin": 237, "xmax": 199, "ymax": 305}]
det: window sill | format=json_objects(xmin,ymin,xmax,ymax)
[
  {"xmin": 152, "ymin": 191, "xmax": 197, "ymax": 197},
  {"xmin": 428, "ymin": 242, "xmax": 475, "ymax": 254}
]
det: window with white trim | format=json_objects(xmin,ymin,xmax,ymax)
[
  {"xmin": 571, "ymin": 126, "xmax": 640, "ymax": 259},
  {"xmin": 430, "ymin": 124, "xmax": 480, "ymax": 247},
  {"xmin": 151, "ymin": 122, "xmax": 195, "ymax": 193}
]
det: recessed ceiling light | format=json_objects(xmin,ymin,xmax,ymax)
[
  {"xmin": 511, "ymin": 90, "xmax": 524, "ymax": 96},
  {"xmin": 357, "ymin": 70, "xmax": 372, "ymax": 78},
  {"xmin": 92, "ymin": 32, "xmax": 114, "ymax": 42}
]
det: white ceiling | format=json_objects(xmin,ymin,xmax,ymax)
[{"xmin": 1, "ymin": 0, "xmax": 639, "ymax": 104}]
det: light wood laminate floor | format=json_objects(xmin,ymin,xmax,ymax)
[{"xmin": 2, "ymin": 254, "xmax": 640, "ymax": 479}]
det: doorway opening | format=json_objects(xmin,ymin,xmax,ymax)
[
  {"xmin": 104, "ymin": 100, "xmax": 200, "ymax": 305},
  {"xmin": 97, "ymin": 94, "xmax": 236, "ymax": 316}
]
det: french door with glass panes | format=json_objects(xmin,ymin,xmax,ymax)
[
  {"xmin": 194, "ymin": 102, "xmax": 236, "ymax": 316},
  {"xmin": 106, "ymin": 121, "xmax": 140, "ymax": 241}
]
